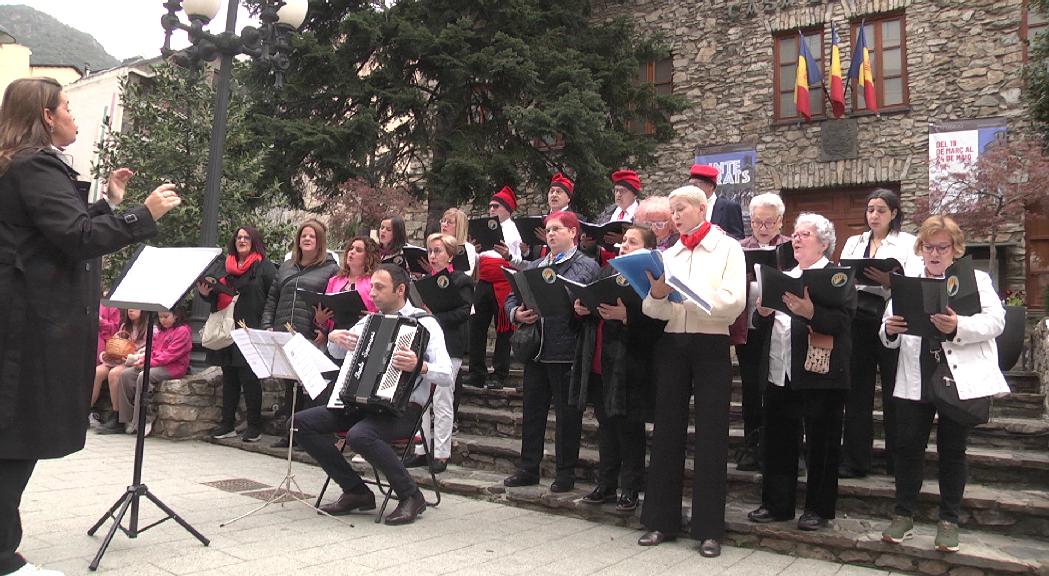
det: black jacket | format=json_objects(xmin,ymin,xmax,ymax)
[
  {"xmin": 711, "ymin": 195, "xmax": 745, "ymax": 241},
  {"xmin": 200, "ymin": 257, "xmax": 278, "ymax": 367},
  {"xmin": 569, "ymin": 267, "xmax": 666, "ymax": 420},
  {"xmin": 505, "ymin": 249, "xmax": 600, "ymax": 363},
  {"xmin": 429, "ymin": 270, "xmax": 474, "ymax": 358},
  {"xmin": 262, "ymin": 255, "xmax": 338, "ymax": 336},
  {"xmin": 0, "ymin": 149, "xmax": 157, "ymax": 459}
]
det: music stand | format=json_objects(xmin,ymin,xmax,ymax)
[
  {"xmin": 220, "ymin": 330, "xmax": 352, "ymax": 527},
  {"xmin": 87, "ymin": 246, "xmax": 220, "ymax": 571}
]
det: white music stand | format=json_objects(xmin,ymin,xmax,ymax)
[{"xmin": 220, "ymin": 330, "xmax": 352, "ymax": 527}]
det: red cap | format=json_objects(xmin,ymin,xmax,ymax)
[
  {"xmin": 611, "ymin": 169, "xmax": 642, "ymax": 194},
  {"xmin": 549, "ymin": 173, "xmax": 575, "ymax": 197},
  {"xmin": 689, "ymin": 163, "xmax": 719, "ymax": 186},
  {"xmin": 491, "ymin": 185, "xmax": 517, "ymax": 212}
]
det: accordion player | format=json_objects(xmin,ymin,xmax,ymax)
[{"xmin": 328, "ymin": 313, "xmax": 430, "ymax": 415}]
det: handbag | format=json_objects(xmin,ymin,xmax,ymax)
[
  {"xmin": 928, "ymin": 361, "xmax": 991, "ymax": 427},
  {"xmin": 201, "ymin": 294, "xmax": 239, "ymax": 350},
  {"xmin": 510, "ymin": 320, "xmax": 542, "ymax": 363},
  {"xmin": 803, "ymin": 330, "xmax": 834, "ymax": 374}
]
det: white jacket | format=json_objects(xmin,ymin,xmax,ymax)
[
  {"xmin": 879, "ymin": 268, "xmax": 1009, "ymax": 401},
  {"xmin": 840, "ymin": 230, "xmax": 921, "ymax": 299},
  {"xmin": 643, "ymin": 227, "xmax": 746, "ymax": 335}
]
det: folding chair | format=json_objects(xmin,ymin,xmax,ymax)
[{"xmin": 315, "ymin": 388, "xmax": 442, "ymax": 523}]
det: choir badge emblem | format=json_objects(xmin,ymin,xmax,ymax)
[
  {"xmin": 541, "ymin": 267, "xmax": 558, "ymax": 284},
  {"xmin": 831, "ymin": 272, "xmax": 848, "ymax": 288},
  {"xmin": 437, "ymin": 275, "xmax": 450, "ymax": 289},
  {"xmin": 487, "ymin": 219, "xmax": 498, "ymax": 230},
  {"xmin": 394, "ymin": 255, "xmax": 404, "ymax": 265},
  {"xmin": 616, "ymin": 275, "xmax": 630, "ymax": 287},
  {"xmin": 946, "ymin": 276, "xmax": 959, "ymax": 297}
]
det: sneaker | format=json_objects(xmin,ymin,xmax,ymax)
[
  {"xmin": 934, "ymin": 521, "xmax": 960, "ymax": 552},
  {"xmin": 241, "ymin": 427, "xmax": 262, "ymax": 443},
  {"xmin": 10, "ymin": 562, "xmax": 65, "ymax": 575},
  {"xmin": 88, "ymin": 412, "xmax": 102, "ymax": 427},
  {"xmin": 210, "ymin": 424, "xmax": 238, "ymax": 439},
  {"xmin": 882, "ymin": 515, "xmax": 914, "ymax": 544}
]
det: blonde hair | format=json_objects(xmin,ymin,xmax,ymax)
[
  {"xmin": 668, "ymin": 185, "xmax": 708, "ymax": 211},
  {"xmin": 441, "ymin": 208, "xmax": 468, "ymax": 244},
  {"xmin": 914, "ymin": 215, "xmax": 965, "ymax": 258},
  {"xmin": 292, "ymin": 219, "xmax": 329, "ymax": 268},
  {"xmin": 0, "ymin": 77, "xmax": 62, "ymax": 176},
  {"xmin": 426, "ymin": 232, "xmax": 460, "ymax": 261}
]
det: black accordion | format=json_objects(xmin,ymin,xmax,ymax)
[{"xmin": 328, "ymin": 313, "xmax": 430, "ymax": 415}]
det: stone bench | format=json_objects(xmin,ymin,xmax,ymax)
[{"xmin": 150, "ymin": 367, "xmax": 287, "ymax": 439}]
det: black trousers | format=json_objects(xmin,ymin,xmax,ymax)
[
  {"xmin": 894, "ymin": 398, "xmax": 969, "ymax": 523},
  {"xmin": 0, "ymin": 459, "xmax": 35, "ymax": 575},
  {"xmin": 296, "ymin": 404, "xmax": 422, "ymax": 499},
  {"xmin": 517, "ymin": 362, "xmax": 582, "ymax": 480},
  {"xmin": 641, "ymin": 333, "xmax": 731, "ymax": 540},
  {"xmin": 761, "ymin": 382, "xmax": 845, "ymax": 519},
  {"xmin": 736, "ymin": 326, "xmax": 768, "ymax": 445},
  {"xmin": 467, "ymin": 280, "xmax": 510, "ymax": 384},
  {"xmin": 842, "ymin": 317, "xmax": 898, "ymax": 473},
  {"xmin": 221, "ymin": 365, "xmax": 263, "ymax": 428},
  {"xmin": 588, "ymin": 375, "xmax": 646, "ymax": 493}
]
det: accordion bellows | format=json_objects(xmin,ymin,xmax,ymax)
[{"xmin": 329, "ymin": 313, "xmax": 430, "ymax": 415}]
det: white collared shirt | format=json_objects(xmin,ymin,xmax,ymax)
[
  {"xmin": 705, "ymin": 193, "xmax": 718, "ymax": 222},
  {"xmin": 840, "ymin": 230, "xmax": 920, "ymax": 298},
  {"xmin": 768, "ymin": 256, "xmax": 830, "ymax": 388},
  {"xmin": 607, "ymin": 200, "xmax": 639, "ymax": 223}
]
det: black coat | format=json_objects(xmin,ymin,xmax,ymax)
[
  {"xmin": 756, "ymin": 276, "xmax": 857, "ymax": 391},
  {"xmin": 711, "ymin": 196, "xmax": 745, "ymax": 241},
  {"xmin": 200, "ymin": 257, "xmax": 277, "ymax": 367},
  {"xmin": 0, "ymin": 149, "xmax": 157, "ymax": 459},
  {"xmin": 428, "ymin": 270, "xmax": 474, "ymax": 359},
  {"xmin": 569, "ymin": 267, "xmax": 666, "ymax": 420},
  {"xmin": 261, "ymin": 255, "xmax": 338, "ymax": 335}
]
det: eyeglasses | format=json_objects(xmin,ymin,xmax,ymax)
[
  {"xmin": 488, "ymin": 203, "xmax": 502, "ymax": 210},
  {"xmin": 791, "ymin": 230, "xmax": 814, "ymax": 240},
  {"xmin": 638, "ymin": 220, "xmax": 668, "ymax": 230},
  {"xmin": 922, "ymin": 243, "xmax": 953, "ymax": 255},
  {"xmin": 427, "ymin": 247, "xmax": 445, "ymax": 255},
  {"xmin": 751, "ymin": 218, "xmax": 780, "ymax": 230},
  {"xmin": 546, "ymin": 225, "xmax": 567, "ymax": 234},
  {"xmin": 439, "ymin": 218, "xmax": 456, "ymax": 226}
]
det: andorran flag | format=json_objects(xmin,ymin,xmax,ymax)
[
  {"xmin": 847, "ymin": 23, "xmax": 877, "ymax": 113},
  {"xmin": 794, "ymin": 32, "xmax": 824, "ymax": 121},
  {"xmin": 829, "ymin": 24, "xmax": 845, "ymax": 118}
]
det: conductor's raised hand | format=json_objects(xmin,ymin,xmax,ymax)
[
  {"xmin": 329, "ymin": 329, "xmax": 359, "ymax": 352},
  {"xmin": 144, "ymin": 183, "xmax": 181, "ymax": 221},
  {"xmin": 106, "ymin": 168, "xmax": 134, "ymax": 205},
  {"xmin": 646, "ymin": 271, "xmax": 672, "ymax": 300},
  {"xmin": 391, "ymin": 345, "xmax": 419, "ymax": 372}
]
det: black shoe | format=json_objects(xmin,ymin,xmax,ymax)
[
  {"xmin": 748, "ymin": 507, "xmax": 792, "ymax": 523},
  {"xmin": 550, "ymin": 478, "xmax": 575, "ymax": 493},
  {"xmin": 736, "ymin": 449, "xmax": 760, "ymax": 472},
  {"xmin": 797, "ymin": 512, "xmax": 829, "ymax": 531},
  {"xmin": 96, "ymin": 419, "xmax": 127, "ymax": 435},
  {"xmin": 405, "ymin": 455, "xmax": 429, "ymax": 468},
  {"xmin": 320, "ymin": 490, "xmax": 376, "ymax": 516},
  {"xmin": 503, "ymin": 471, "xmax": 540, "ymax": 487},
  {"xmin": 581, "ymin": 485, "xmax": 617, "ymax": 504},
  {"xmin": 430, "ymin": 459, "xmax": 447, "ymax": 474},
  {"xmin": 464, "ymin": 376, "xmax": 486, "ymax": 389},
  {"xmin": 385, "ymin": 490, "xmax": 426, "ymax": 525},
  {"xmin": 241, "ymin": 426, "xmax": 262, "ymax": 443},
  {"xmin": 699, "ymin": 539, "xmax": 721, "ymax": 558},
  {"xmin": 272, "ymin": 436, "xmax": 302, "ymax": 450},
  {"xmin": 483, "ymin": 378, "xmax": 504, "ymax": 390},
  {"xmin": 838, "ymin": 465, "xmax": 867, "ymax": 479},
  {"xmin": 638, "ymin": 530, "xmax": 675, "ymax": 546},
  {"xmin": 615, "ymin": 491, "xmax": 639, "ymax": 512}
]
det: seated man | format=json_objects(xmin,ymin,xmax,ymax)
[{"xmin": 295, "ymin": 263, "xmax": 453, "ymax": 525}]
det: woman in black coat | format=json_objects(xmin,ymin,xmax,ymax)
[
  {"xmin": 198, "ymin": 226, "xmax": 277, "ymax": 443},
  {"xmin": 570, "ymin": 225, "xmax": 665, "ymax": 512},
  {"xmin": 0, "ymin": 77, "xmax": 181, "ymax": 576}
]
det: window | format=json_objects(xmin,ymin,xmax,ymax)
[
  {"xmin": 1023, "ymin": 0, "xmax": 1048, "ymax": 62},
  {"xmin": 773, "ymin": 29, "xmax": 825, "ymax": 121},
  {"xmin": 851, "ymin": 15, "xmax": 908, "ymax": 112},
  {"xmin": 629, "ymin": 57, "xmax": 673, "ymax": 135}
]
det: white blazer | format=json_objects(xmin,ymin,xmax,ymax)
[
  {"xmin": 879, "ymin": 267, "xmax": 1010, "ymax": 401},
  {"xmin": 840, "ymin": 229, "xmax": 921, "ymax": 298}
]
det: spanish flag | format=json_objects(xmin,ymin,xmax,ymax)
[
  {"xmin": 794, "ymin": 32, "xmax": 823, "ymax": 121},
  {"xmin": 847, "ymin": 23, "xmax": 877, "ymax": 113},
  {"xmin": 829, "ymin": 24, "xmax": 845, "ymax": 118}
]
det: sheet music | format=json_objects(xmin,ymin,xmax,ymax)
[
  {"xmin": 105, "ymin": 246, "xmax": 222, "ymax": 310},
  {"xmin": 665, "ymin": 271, "xmax": 713, "ymax": 314},
  {"xmin": 231, "ymin": 328, "xmax": 295, "ymax": 379},
  {"xmin": 282, "ymin": 333, "xmax": 339, "ymax": 400}
]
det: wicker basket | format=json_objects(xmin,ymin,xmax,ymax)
[{"xmin": 104, "ymin": 330, "xmax": 136, "ymax": 361}]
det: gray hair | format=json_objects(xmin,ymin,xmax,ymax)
[
  {"xmin": 748, "ymin": 193, "xmax": 785, "ymax": 218},
  {"xmin": 794, "ymin": 213, "xmax": 836, "ymax": 257}
]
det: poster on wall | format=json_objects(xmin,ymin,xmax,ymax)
[
  {"xmin": 928, "ymin": 118, "xmax": 1007, "ymax": 210},
  {"xmin": 694, "ymin": 144, "xmax": 758, "ymax": 233}
]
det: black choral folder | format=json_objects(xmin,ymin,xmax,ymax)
[
  {"xmin": 758, "ymin": 265, "xmax": 855, "ymax": 318},
  {"xmin": 469, "ymin": 217, "xmax": 504, "ymax": 251},
  {"xmin": 296, "ymin": 288, "xmax": 366, "ymax": 329},
  {"xmin": 412, "ymin": 270, "xmax": 469, "ymax": 313},
  {"xmin": 839, "ymin": 257, "xmax": 904, "ymax": 286},
  {"xmin": 560, "ymin": 273, "xmax": 641, "ymax": 315},
  {"xmin": 889, "ymin": 256, "xmax": 980, "ymax": 339},
  {"xmin": 501, "ymin": 266, "xmax": 573, "ymax": 317}
]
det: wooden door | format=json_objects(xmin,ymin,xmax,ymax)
[
  {"xmin": 780, "ymin": 186, "xmax": 887, "ymax": 262},
  {"xmin": 1025, "ymin": 199, "xmax": 1049, "ymax": 310}
]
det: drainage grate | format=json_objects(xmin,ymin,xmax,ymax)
[
  {"xmin": 202, "ymin": 478, "xmax": 271, "ymax": 493},
  {"xmin": 241, "ymin": 488, "xmax": 314, "ymax": 503}
]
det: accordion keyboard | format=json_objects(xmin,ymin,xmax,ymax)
[{"xmin": 375, "ymin": 325, "xmax": 419, "ymax": 399}]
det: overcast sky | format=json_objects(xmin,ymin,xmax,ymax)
[{"xmin": 3, "ymin": 0, "xmax": 259, "ymax": 61}]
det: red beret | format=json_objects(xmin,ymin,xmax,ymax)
[
  {"xmin": 611, "ymin": 169, "xmax": 642, "ymax": 194},
  {"xmin": 689, "ymin": 163, "xmax": 719, "ymax": 185},
  {"xmin": 549, "ymin": 173, "xmax": 575, "ymax": 197},
  {"xmin": 491, "ymin": 185, "xmax": 517, "ymax": 212}
]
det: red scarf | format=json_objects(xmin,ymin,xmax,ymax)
[
  {"xmin": 217, "ymin": 252, "xmax": 262, "ymax": 311},
  {"xmin": 478, "ymin": 256, "xmax": 514, "ymax": 333},
  {"xmin": 680, "ymin": 221, "xmax": 712, "ymax": 251}
]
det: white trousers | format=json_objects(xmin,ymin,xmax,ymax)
[{"xmin": 417, "ymin": 357, "xmax": 461, "ymax": 459}]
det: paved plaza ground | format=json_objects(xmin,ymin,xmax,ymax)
[{"xmin": 17, "ymin": 434, "xmax": 895, "ymax": 576}]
